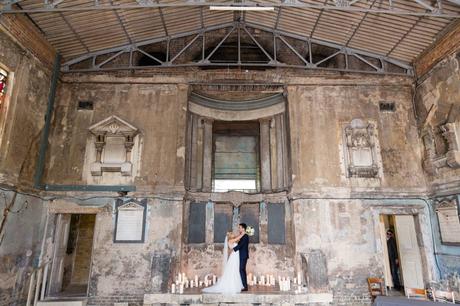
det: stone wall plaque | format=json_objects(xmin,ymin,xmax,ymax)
[
  {"xmin": 114, "ymin": 201, "xmax": 146, "ymax": 243},
  {"xmin": 435, "ymin": 198, "xmax": 460, "ymax": 245},
  {"xmin": 268, "ymin": 203, "xmax": 286, "ymax": 244},
  {"xmin": 188, "ymin": 202, "xmax": 206, "ymax": 244}
]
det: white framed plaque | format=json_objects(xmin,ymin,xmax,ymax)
[
  {"xmin": 435, "ymin": 198, "xmax": 460, "ymax": 246},
  {"xmin": 114, "ymin": 201, "xmax": 146, "ymax": 243}
]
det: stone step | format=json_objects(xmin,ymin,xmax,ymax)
[
  {"xmin": 144, "ymin": 292, "xmax": 333, "ymax": 305},
  {"xmin": 37, "ymin": 300, "xmax": 87, "ymax": 306}
]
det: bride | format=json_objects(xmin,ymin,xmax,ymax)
[{"xmin": 202, "ymin": 232, "xmax": 244, "ymax": 294}]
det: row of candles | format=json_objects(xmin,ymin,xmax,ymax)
[
  {"xmin": 171, "ymin": 273, "xmax": 218, "ymax": 293},
  {"xmin": 170, "ymin": 272, "xmax": 304, "ymax": 294}
]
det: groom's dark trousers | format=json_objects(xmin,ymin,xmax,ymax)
[{"xmin": 233, "ymin": 234, "xmax": 249, "ymax": 289}]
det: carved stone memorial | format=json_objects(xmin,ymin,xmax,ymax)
[
  {"xmin": 89, "ymin": 115, "xmax": 139, "ymax": 176},
  {"xmin": 343, "ymin": 119, "xmax": 379, "ymax": 178}
]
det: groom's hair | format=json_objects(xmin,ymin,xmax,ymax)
[{"xmin": 239, "ymin": 223, "xmax": 247, "ymax": 230}]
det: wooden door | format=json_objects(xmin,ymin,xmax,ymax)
[
  {"xmin": 379, "ymin": 215, "xmax": 393, "ymax": 288},
  {"xmin": 48, "ymin": 214, "xmax": 71, "ymax": 295},
  {"xmin": 394, "ymin": 215, "xmax": 424, "ymax": 290}
]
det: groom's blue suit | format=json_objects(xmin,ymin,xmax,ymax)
[{"xmin": 233, "ymin": 234, "xmax": 249, "ymax": 290}]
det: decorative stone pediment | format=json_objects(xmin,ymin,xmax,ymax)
[
  {"xmin": 118, "ymin": 202, "xmax": 144, "ymax": 211},
  {"xmin": 88, "ymin": 115, "xmax": 140, "ymax": 177},
  {"xmin": 89, "ymin": 115, "xmax": 138, "ymax": 137},
  {"xmin": 343, "ymin": 119, "xmax": 379, "ymax": 178}
]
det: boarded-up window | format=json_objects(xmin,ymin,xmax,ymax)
[
  {"xmin": 188, "ymin": 202, "xmax": 206, "ymax": 243},
  {"xmin": 214, "ymin": 204, "xmax": 233, "ymax": 243},
  {"xmin": 213, "ymin": 135, "xmax": 258, "ymax": 192},
  {"xmin": 436, "ymin": 200, "xmax": 460, "ymax": 245},
  {"xmin": 268, "ymin": 203, "xmax": 286, "ymax": 244},
  {"xmin": 240, "ymin": 204, "xmax": 259, "ymax": 243}
]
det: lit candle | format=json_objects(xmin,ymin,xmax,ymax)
[
  {"xmin": 190, "ymin": 280, "xmax": 194, "ymax": 288},
  {"xmin": 213, "ymin": 275, "xmax": 217, "ymax": 285},
  {"xmin": 178, "ymin": 273, "xmax": 182, "ymax": 284},
  {"xmin": 199, "ymin": 281, "xmax": 203, "ymax": 287},
  {"xmin": 179, "ymin": 284, "xmax": 184, "ymax": 294},
  {"xmin": 294, "ymin": 277, "xmax": 297, "ymax": 285},
  {"xmin": 171, "ymin": 284, "xmax": 176, "ymax": 294},
  {"xmin": 253, "ymin": 275, "xmax": 257, "ymax": 284},
  {"xmin": 195, "ymin": 275, "xmax": 198, "ymax": 285},
  {"xmin": 297, "ymin": 272, "xmax": 301, "ymax": 285}
]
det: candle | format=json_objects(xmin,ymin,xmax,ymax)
[
  {"xmin": 253, "ymin": 275, "xmax": 257, "ymax": 284},
  {"xmin": 171, "ymin": 284, "xmax": 176, "ymax": 294},
  {"xmin": 179, "ymin": 284, "xmax": 184, "ymax": 294},
  {"xmin": 178, "ymin": 273, "xmax": 182, "ymax": 284},
  {"xmin": 195, "ymin": 275, "xmax": 198, "ymax": 285},
  {"xmin": 213, "ymin": 275, "xmax": 217, "ymax": 285},
  {"xmin": 199, "ymin": 281, "xmax": 203, "ymax": 287},
  {"xmin": 297, "ymin": 272, "xmax": 302, "ymax": 285},
  {"xmin": 294, "ymin": 277, "xmax": 297, "ymax": 285},
  {"xmin": 190, "ymin": 280, "xmax": 194, "ymax": 288},
  {"xmin": 261, "ymin": 276, "xmax": 265, "ymax": 286}
]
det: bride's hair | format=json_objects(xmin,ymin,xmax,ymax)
[{"xmin": 226, "ymin": 232, "xmax": 236, "ymax": 240}]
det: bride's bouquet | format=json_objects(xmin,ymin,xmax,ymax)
[{"xmin": 245, "ymin": 226, "xmax": 255, "ymax": 236}]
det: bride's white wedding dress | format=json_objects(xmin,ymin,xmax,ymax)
[{"xmin": 202, "ymin": 237, "xmax": 244, "ymax": 294}]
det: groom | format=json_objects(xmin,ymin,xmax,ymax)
[{"xmin": 233, "ymin": 223, "xmax": 249, "ymax": 291}]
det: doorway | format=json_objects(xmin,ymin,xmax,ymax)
[
  {"xmin": 48, "ymin": 213, "xmax": 96, "ymax": 297},
  {"xmin": 380, "ymin": 214, "xmax": 424, "ymax": 294}
]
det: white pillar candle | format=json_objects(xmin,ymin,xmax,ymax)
[
  {"xmin": 293, "ymin": 277, "xmax": 297, "ymax": 285},
  {"xmin": 190, "ymin": 280, "xmax": 194, "ymax": 288},
  {"xmin": 195, "ymin": 275, "xmax": 198, "ymax": 285},
  {"xmin": 261, "ymin": 276, "xmax": 265, "ymax": 286},
  {"xmin": 254, "ymin": 275, "xmax": 257, "ymax": 284},
  {"xmin": 179, "ymin": 284, "xmax": 184, "ymax": 294},
  {"xmin": 171, "ymin": 284, "xmax": 176, "ymax": 294},
  {"xmin": 178, "ymin": 273, "xmax": 182, "ymax": 284},
  {"xmin": 297, "ymin": 272, "xmax": 301, "ymax": 284},
  {"xmin": 185, "ymin": 280, "xmax": 189, "ymax": 288},
  {"xmin": 213, "ymin": 275, "xmax": 217, "ymax": 285},
  {"xmin": 199, "ymin": 281, "xmax": 203, "ymax": 287}
]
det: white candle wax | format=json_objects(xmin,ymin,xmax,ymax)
[
  {"xmin": 171, "ymin": 284, "xmax": 176, "ymax": 294},
  {"xmin": 213, "ymin": 275, "xmax": 217, "ymax": 285},
  {"xmin": 185, "ymin": 280, "xmax": 189, "ymax": 288},
  {"xmin": 199, "ymin": 281, "xmax": 203, "ymax": 287},
  {"xmin": 190, "ymin": 280, "xmax": 194, "ymax": 288},
  {"xmin": 195, "ymin": 275, "xmax": 198, "ymax": 284},
  {"xmin": 178, "ymin": 273, "xmax": 182, "ymax": 284},
  {"xmin": 261, "ymin": 276, "xmax": 265, "ymax": 286},
  {"xmin": 179, "ymin": 284, "xmax": 184, "ymax": 294},
  {"xmin": 297, "ymin": 272, "xmax": 302, "ymax": 285}
]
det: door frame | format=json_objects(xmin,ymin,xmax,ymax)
[
  {"xmin": 373, "ymin": 205, "xmax": 436, "ymax": 290},
  {"xmin": 45, "ymin": 200, "xmax": 103, "ymax": 298}
]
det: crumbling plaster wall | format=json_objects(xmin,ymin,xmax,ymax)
[
  {"xmin": 45, "ymin": 82, "xmax": 188, "ymax": 191},
  {"xmin": 415, "ymin": 52, "xmax": 460, "ymax": 278},
  {"xmin": 0, "ymin": 24, "xmax": 53, "ymax": 306},
  {"xmin": 0, "ymin": 28, "xmax": 53, "ymax": 186},
  {"xmin": 44, "ymin": 71, "xmax": 435, "ymax": 304},
  {"xmin": 0, "ymin": 190, "xmax": 49, "ymax": 306},
  {"xmin": 87, "ymin": 198, "xmax": 182, "ymax": 305},
  {"xmin": 415, "ymin": 52, "xmax": 460, "ymax": 186},
  {"xmin": 287, "ymin": 82, "xmax": 425, "ymax": 193},
  {"xmin": 293, "ymin": 199, "xmax": 436, "ymax": 304}
]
